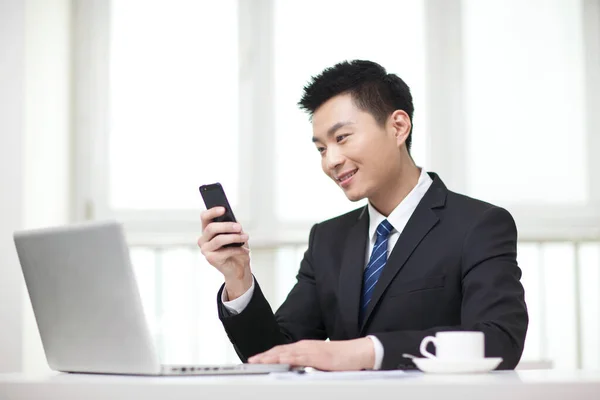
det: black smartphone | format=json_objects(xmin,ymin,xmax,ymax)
[{"xmin": 199, "ymin": 182, "xmax": 243, "ymax": 247}]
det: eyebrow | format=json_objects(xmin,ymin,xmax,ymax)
[{"xmin": 311, "ymin": 121, "xmax": 354, "ymax": 143}]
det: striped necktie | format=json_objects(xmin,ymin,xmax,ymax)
[{"xmin": 360, "ymin": 219, "xmax": 394, "ymax": 324}]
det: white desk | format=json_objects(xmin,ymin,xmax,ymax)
[{"xmin": 1, "ymin": 369, "xmax": 599, "ymax": 400}]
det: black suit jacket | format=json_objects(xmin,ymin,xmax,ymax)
[{"xmin": 217, "ymin": 173, "xmax": 528, "ymax": 370}]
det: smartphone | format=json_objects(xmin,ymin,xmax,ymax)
[{"xmin": 199, "ymin": 182, "xmax": 243, "ymax": 247}]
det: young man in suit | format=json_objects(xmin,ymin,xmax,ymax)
[{"xmin": 198, "ymin": 60, "xmax": 528, "ymax": 371}]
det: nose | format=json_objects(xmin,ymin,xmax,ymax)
[{"xmin": 324, "ymin": 145, "xmax": 344, "ymax": 172}]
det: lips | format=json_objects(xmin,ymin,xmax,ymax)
[
  {"xmin": 336, "ymin": 169, "xmax": 357, "ymax": 182},
  {"xmin": 336, "ymin": 169, "xmax": 357, "ymax": 186}
]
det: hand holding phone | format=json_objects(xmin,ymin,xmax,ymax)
[
  {"xmin": 198, "ymin": 183, "xmax": 253, "ymax": 299},
  {"xmin": 199, "ymin": 183, "xmax": 244, "ymax": 247}
]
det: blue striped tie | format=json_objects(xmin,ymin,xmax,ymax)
[{"xmin": 360, "ymin": 219, "xmax": 394, "ymax": 324}]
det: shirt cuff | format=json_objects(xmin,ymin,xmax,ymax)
[
  {"xmin": 367, "ymin": 335, "xmax": 384, "ymax": 370},
  {"xmin": 221, "ymin": 277, "xmax": 255, "ymax": 315}
]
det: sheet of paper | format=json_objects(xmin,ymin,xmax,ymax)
[{"xmin": 269, "ymin": 369, "xmax": 406, "ymax": 380}]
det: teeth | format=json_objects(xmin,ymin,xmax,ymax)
[{"xmin": 339, "ymin": 171, "xmax": 356, "ymax": 181}]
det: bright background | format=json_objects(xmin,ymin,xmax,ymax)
[{"xmin": 1, "ymin": 0, "xmax": 600, "ymax": 373}]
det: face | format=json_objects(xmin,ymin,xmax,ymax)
[{"xmin": 311, "ymin": 94, "xmax": 409, "ymax": 202}]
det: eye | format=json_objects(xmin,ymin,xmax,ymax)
[
  {"xmin": 336, "ymin": 134, "xmax": 350, "ymax": 143},
  {"xmin": 316, "ymin": 146, "xmax": 326, "ymax": 154}
]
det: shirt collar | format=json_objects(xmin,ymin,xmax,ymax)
[{"xmin": 367, "ymin": 168, "xmax": 433, "ymax": 241}]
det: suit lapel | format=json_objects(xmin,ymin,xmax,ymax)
[
  {"xmin": 360, "ymin": 174, "xmax": 447, "ymax": 332},
  {"xmin": 338, "ymin": 206, "xmax": 369, "ymax": 338}
]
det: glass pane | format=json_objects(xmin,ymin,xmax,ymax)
[
  {"xmin": 131, "ymin": 246, "xmax": 233, "ymax": 364},
  {"xmin": 463, "ymin": 0, "xmax": 586, "ymax": 205},
  {"xmin": 541, "ymin": 243, "xmax": 577, "ymax": 369},
  {"xmin": 130, "ymin": 248, "xmax": 157, "ymax": 336},
  {"xmin": 274, "ymin": 245, "xmax": 307, "ymax": 310},
  {"xmin": 189, "ymin": 249, "xmax": 233, "ymax": 364},
  {"xmin": 109, "ymin": 0, "xmax": 238, "ymax": 210},
  {"xmin": 158, "ymin": 247, "xmax": 231, "ymax": 364},
  {"xmin": 274, "ymin": 0, "xmax": 427, "ymax": 222},
  {"xmin": 579, "ymin": 243, "xmax": 600, "ymax": 370},
  {"xmin": 517, "ymin": 243, "xmax": 543, "ymax": 362}
]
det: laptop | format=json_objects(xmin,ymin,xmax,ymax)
[{"xmin": 13, "ymin": 220, "xmax": 292, "ymax": 376}]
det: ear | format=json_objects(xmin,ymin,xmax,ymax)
[{"xmin": 389, "ymin": 110, "xmax": 411, "ymax": 149}]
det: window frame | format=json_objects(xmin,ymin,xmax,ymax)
[
  {"xmin": 71, "ymin": 0, "xmax": 600, "ymax": 369},
  {"xmin": 72, "ymin": 0, "xmax": 600, "ymax": 246}
]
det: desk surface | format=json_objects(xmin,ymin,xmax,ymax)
[{"xmin": 1, "ymin": 369, "xmax": 600, "ymax": 400}]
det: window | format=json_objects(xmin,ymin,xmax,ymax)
[
  {"xmin": 461, "ymin": 0, "xmax": 598, "ymax": 369},
  {"xmin": 109, "ymin": 0, "xmax": 239, "ymax": 210},
  {"xmin": 107, "ymin": 0, "xmax": 240, "ymax": 364},
  {"xmin": 75, "ymin": 0, "xmax": 600, "ymax": 369},
  {"xmin": 463, "ymin": 0, "xmax": 587, "ymax": 205}
]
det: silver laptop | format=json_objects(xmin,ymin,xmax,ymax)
[{"xmin": 13, "ymin": 220, "xmax": 291, "ymax": 376}]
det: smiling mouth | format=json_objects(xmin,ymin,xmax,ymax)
[{"xmin": 336, "ymin": 169, "xmax": 357, "ymax": 183}]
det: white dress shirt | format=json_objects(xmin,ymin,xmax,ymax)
[{"xmin": 222, "ymin": 168, "xmax": 433, "ymax": 369}]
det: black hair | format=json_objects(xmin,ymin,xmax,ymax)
[{"xmin": 298, "ymin": 60, "xmax": 414, "ymax": 152}]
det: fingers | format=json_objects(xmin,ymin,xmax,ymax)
[
  {"xmin": 248, "ymin": 345, "xmax": 291, "ymax": 364},
  {"xmin": 200, "ymin": 232, "xmax": 248, "ymax": 253},
  {"xmin": 203, "ymin": 245, "xmax": 250, "ymax": 266},
  {"xmin": 200, "ymin": 207, "xmax": 225, "ymax": 230},
  {"xmin": 250, "ymin": 350, "xmax": 309, "ymax": 367},
  {"xmin": 248, "ymin": 341, "xmax": 364, "ymax": 371},
  {"xmin": 248, "ymin": 341, "xmax": 313, "ymax": 366},
  {"xmin": 198, "ymin": 207, "xmax": 245, "ymax": 248}
]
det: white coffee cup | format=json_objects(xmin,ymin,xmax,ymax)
[{"xmin": 419, "ymin": 331, "xmax": 485, "ymax": 361}]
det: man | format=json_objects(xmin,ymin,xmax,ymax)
[{"xmin": 198, "ymin": 60, "xmax": 528, "ymax": 371}]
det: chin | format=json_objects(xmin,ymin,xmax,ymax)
[{"xmin": 343, "ymin": 189, "xmax": 367, "ymax": 202}]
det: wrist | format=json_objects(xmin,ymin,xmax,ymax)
[
  {"xmin": 355, "ymin": 337, "xmax": 375, "ymax": 370},
  {"xmin": 224, "ymin": 269, "xmax": 253, "ymax": 300}
]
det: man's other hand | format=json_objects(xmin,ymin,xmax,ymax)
[{"xmin": 247, "ymin": 338, "xmax": 375, "ymax": 371}]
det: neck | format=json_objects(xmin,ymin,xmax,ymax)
[{"xmin": 369, "ymin": 155, "xmax": 421, "ymax": 217}]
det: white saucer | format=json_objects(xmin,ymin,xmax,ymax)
[{"xmin": 412, "ymin": 357, "xmax": 503, "ymax": 374}]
